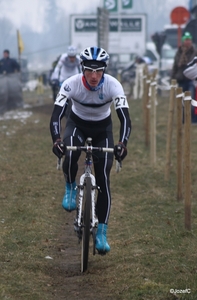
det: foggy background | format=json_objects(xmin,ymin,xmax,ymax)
[{"xmin": 0, "ymin": 0, "xmax": 190, "ymax": 72}]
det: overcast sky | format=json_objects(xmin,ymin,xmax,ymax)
[
  {"xmin": 0, "ymin": 0, "xmax": 190, "ymax": 33},
  {"xmin": 0, "ymin": 0, "xmax": 191, "ymax": 71}
]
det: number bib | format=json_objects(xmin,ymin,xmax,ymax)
[
  {"xmin": 113, "ymin": 95, "xmax": 129, "ymax": 110},
  {"xmin": 55, "ymin": 93, "xmax": 68, "ymax": 107}
]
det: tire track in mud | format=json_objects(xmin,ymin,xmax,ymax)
[{"xmin": 30, "ymin": 102, "xmax": 114, "ymax": 300}]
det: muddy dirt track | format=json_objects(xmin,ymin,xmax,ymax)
[
  {"xmin": 31, "ymin": 102, "xmax": 116, "ymax": 300},
  {"xmin": 47, "ymin": 212, "xmax": 115, "ymax": 300}
]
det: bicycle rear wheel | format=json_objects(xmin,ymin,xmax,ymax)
[{"xmin": 81, "ymin": 176, "xmax": 91, "ymax": 272}]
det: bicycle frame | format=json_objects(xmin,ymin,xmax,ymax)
[
  {"xmin": 65, "ymin": 137, "xmax": 117, "ymax": 272},
  {"xmin": 66, "ymin": 137, "xmax": 114, "ymax": 234}
]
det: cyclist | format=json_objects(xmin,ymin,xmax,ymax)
[
  {"xmin": 50, "ymin": 46, "xmax": 131, "ymax": 253},
  {"xmin": 49, "ymin": 54, "xmax": 61, "ymax": 102},
  {"xmin": 50, "ymin": 45, "xmax": 81, "ymax": 105}
]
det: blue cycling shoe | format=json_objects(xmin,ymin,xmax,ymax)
[
  {"xmin": 62, "ymin": 182, "xmax": 77, "ymax": 212},
  {"xmin": 95, "ymin": 223, "xmax": 110, "ymax": 254}
]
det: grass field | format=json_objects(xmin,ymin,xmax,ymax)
[{"xmin": 1, "ymin": 88, "xmax": 197, "ymax": 299}]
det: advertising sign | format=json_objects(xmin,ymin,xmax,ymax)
[
  {"xmin": 75, "ymin": 18, "xmax": 97, "ymax": 32},
  {"xmin": 70, "ymin": 14, "xmax": 146, "ymax": 55},
  {"xmin": 121, "ymin": 18, "xmax": 141, "ymax": 31}
]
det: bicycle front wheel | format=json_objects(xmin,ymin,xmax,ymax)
[{"xmin": 81, "ymin": 176, "xmax": 91, "ymax": 272}]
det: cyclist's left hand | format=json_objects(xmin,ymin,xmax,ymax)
[{"xmin": 114, "ymin": 142, "xmax": 127, "ymax": 162}]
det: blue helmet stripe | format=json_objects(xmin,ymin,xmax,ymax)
[{"xmin": 93, "ymin": 47, "xmax": 98, "ymax": 59}]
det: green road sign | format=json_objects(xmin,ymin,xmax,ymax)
[
  {"xmin": 104, "ymin": 0, "xmax": 118, "ymax": 12},
  {"xmin": 122, "ymin": 0, "xmax": 132, "ymax": 9}
]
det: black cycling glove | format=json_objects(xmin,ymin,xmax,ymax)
[
  {"xmin": 114, "ymin": 142, "xmax": 127, "ymax": 162},
  {"xmin": 52, "ymin": 139, "xmax": 65, "ymax": 159}
]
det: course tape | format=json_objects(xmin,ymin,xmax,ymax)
[
  {"xmin": 176, "ymin": 93, "xmax": 184, "ymax": 98},
  {"xmin": 176, "ymin": 93, "xmax": 197, "ymax": 107},
  {"xmin": 184, "ymin": 95, "xmax": 197, "ymax": 107},
  {"xmin": 157, "ymin": 84, "xmax": 177, "ymax": 90},
  {"xmin": 184, "ymin": 96, "xmax": 192, "ymax": 101},
  {"xmin": 145, "ymin": 76, "xmax": 197, "ymax": 106},
  {"xmin": 156, "ymin": 75, "xmax": 178, "ymax": 90},
  {"xmin": 192, "ymin": 100, "xmax": 197, "ymax": 107}
]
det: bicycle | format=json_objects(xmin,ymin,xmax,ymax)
[{"xmin": 63, "ymin": 137, "xmax": 121, "ymax": 272}]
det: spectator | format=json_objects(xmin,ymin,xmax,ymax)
[
  {"xmin": 171, "ymin": 32, "xmax": 197, "ymax": 99},
  {"xmin": 183, "ymin": 56, "xmax": 197, "ymax": 123},
  {"xmin": 0, "ymin": 50, "xmax": 20, "ymax": 74}
]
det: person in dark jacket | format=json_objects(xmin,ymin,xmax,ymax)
[
  {"xmin": 0, "ymin": 50, "xmax": 20, "ymax": 74},
  {"xmin": 171, "ymin": 32, "xmax": 197, "ymax": 98}
]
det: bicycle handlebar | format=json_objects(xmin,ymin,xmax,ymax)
[
  {"xmin": 56, "ymin": 142, "xmax": 121, "ymax": 172},
  {"xmin": 65, "ymin": 145, "xmax": 122, "ymax": 172},
  {"xmin": 65, "ymin": 145, "xmax": 114, "ymax": 153}
]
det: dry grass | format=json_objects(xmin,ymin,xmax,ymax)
[{"xmin": 0, "ymin": 88, "xmax": 197, "ymax": 299}]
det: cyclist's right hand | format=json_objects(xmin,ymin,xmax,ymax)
[
  {"xmin": 51, "ymin": 79, "xmax": 59, "ymax": 87},
  {"xmin": 52, "ymin": 139, "xmax": 65, "ymax": 158}
]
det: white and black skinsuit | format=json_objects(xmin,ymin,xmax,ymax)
[{"xmin": 50, "ymin": 73, "xmax": 131, "ymax": 225}]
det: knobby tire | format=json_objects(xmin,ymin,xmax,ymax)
[{"xmin": 81, "ymin": 176, "xmax": 91, "ymax": 272}]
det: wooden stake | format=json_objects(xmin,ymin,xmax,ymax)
[
  {"xmin": 176, "ymin": 87, "xmax": 183, "ymax": 201},
  {"xmin": 165, "ymin": 79, "xmax": 177, "ymax": 180},
  {"xmin": 145, "ymin": 75, "xmax": 151, "ymax": 147},
  {"xmin": 142, "ymin": 65, "xmax": 148, "ymax": 129},
  {"xmin": 184, "ymin": 91, "xmax": 191, "ymax": 230},
  {"xmin": 150, "ymin": 76, "xmax": 157, "ymax": 166}
]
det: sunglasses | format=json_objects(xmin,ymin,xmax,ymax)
[{"xmin": 83, "ymin": 66, "xmax": 105, "ymax": 73}]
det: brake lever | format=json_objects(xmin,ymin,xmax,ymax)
[
  {"xmin": 57, "ymin": 158, "xmax": 62, "ymax": 170},
  {"xmin": 115, "ymin": 160, "xmax": 122, "ymax": 173}
]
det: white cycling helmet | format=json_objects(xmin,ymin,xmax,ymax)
[
  {"xmin": 67, "ymin": 45, "xmax": 77, "ymax": 57},
  {"xmin": 80, "ymin": 47, "xmax": 109, "ymax": 66}
]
